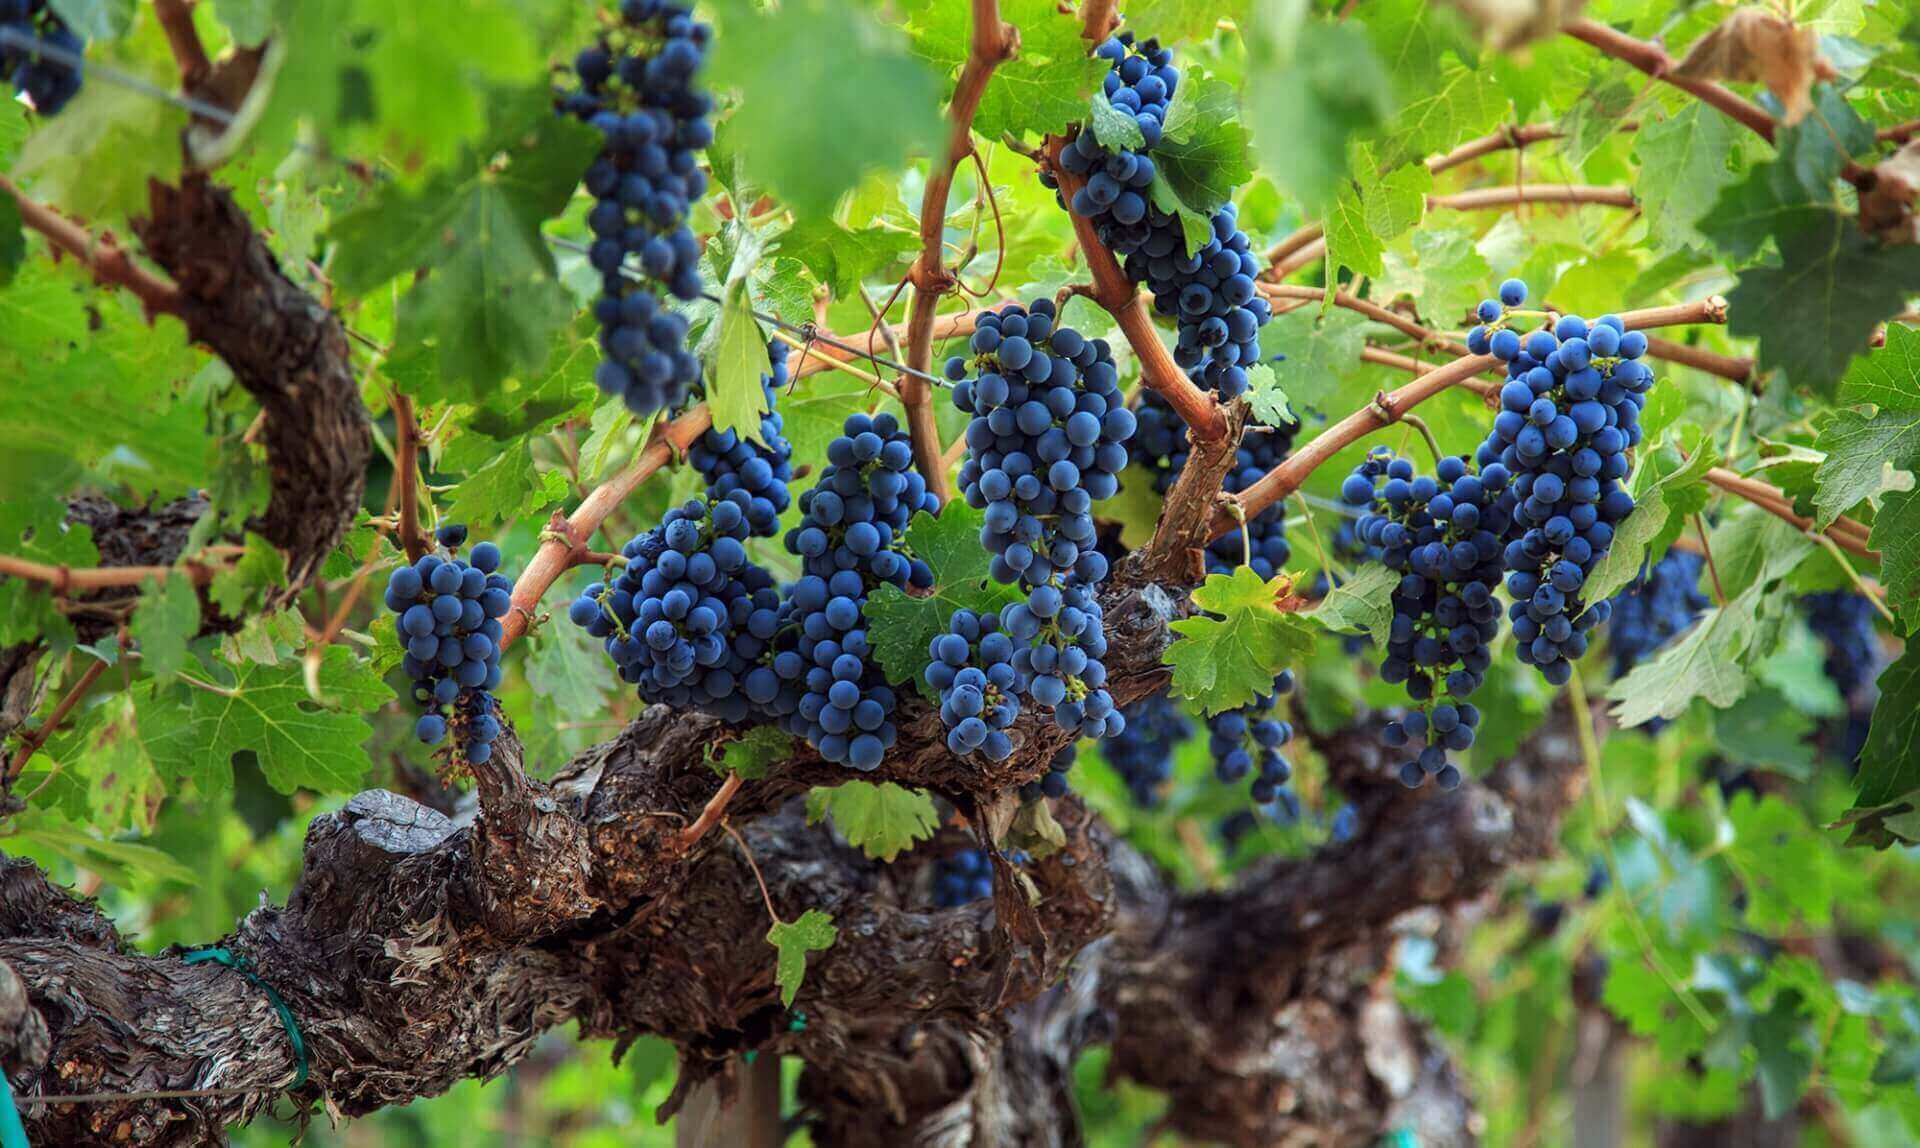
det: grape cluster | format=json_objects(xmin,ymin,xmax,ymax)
[
  {"xmin": 567, "ymin": 493, "xmax": 779, "ymax": 722},
  {"xmin": 1206, "ymin": 671, "xmax": 1296, "ymax": 803},
  {"xmin": 756, "ymin": 413, "xmax": 939, "ymax": 770},
  {"xmin": 1, "ymin": 1, "xmax": 81, "ymax": 113},
  {"xmin": 386, "ymin": 525, "xmax": 513, "ymax": 765},
  {"xmin": 1803, "ymin": 591, "xmax": 1883, "ymax": 699},
  {"xmin": 927, "ymin": 609, "xmax": 1021, "ymax": 760},
  {"xmin": 1047, "ymin": 34, "xmax": 1272, "ymax": 398},
  {"xmin": 947, "ymin": 300, "xmax": 1131, "ymax": 751},
  {"xmin": 1606, "ymin": 550, "xmax": 1709, "ymax": 679},
  {"xmin": 1471, "ymin": 278, "xmax": 1651, "ymax": 685},
  {"xmin": 561, "ymin": 0, "xmax": 712, "ymax": 415},
  {"xmin": 1209, "ymin": 421, "xmax": 1299, "ymax": 580},
  {"xmin": 1022, "ymin": 743, "xmax": 1078, "ymax": 802},
  {"xmin": 1104, "ymin": 687, "xmax": 1192, "ymax": 806},
  {"xmin": 931, "ymin": 848, "xmax": 995, "ymax": 908},
  {"xmin": 690, "ymin": 340, "xmax": 794, "ymax": 537},
  {"xmin": 951, "ymin": 299, "xmax": 1133, "ymax": 590},
  {"xmin": 1342, "ymin": 449, "xmax": 1509, "ymax": 789}
]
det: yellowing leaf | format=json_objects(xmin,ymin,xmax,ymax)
[{"xmin": 1166, "ymin": 567, "xmax": 1313, "ymax": 714}]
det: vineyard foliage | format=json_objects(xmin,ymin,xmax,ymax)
[{"xmin": 0, "ymin": 0, "xmax": 1918, "ymax": 1143}]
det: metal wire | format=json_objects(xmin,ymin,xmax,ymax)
[{"xmin": 544, "ymin": 235, "xmax": 956, "ymax": 388}]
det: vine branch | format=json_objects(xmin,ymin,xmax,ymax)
[
  {"xmin": 901, "ymin": 0, "xmax": 1018, "ymax": 504},
  {"xmin": 152, "ymin": 0, "xmax": 212, "ymax": 91},
  {"xmin": 0, "ymin": 175, "xmax": 181, "ymax": 316},
  {"xmin": 391, "ymin": 392, "xmax": 430, "ymax": 562}
]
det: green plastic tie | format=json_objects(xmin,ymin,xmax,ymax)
[
  {"xmin": 0, "ymin": 1067, "xmax": 30, "ymax": 1148},
  {"xmin": 182, "ymin": 947, "xmax": 310, "ymax": 1089}
]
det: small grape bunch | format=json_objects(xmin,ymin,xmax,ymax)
[
  {"xmin": 1207, "ymin": 671, "xmax": 1296, "ymax": 804},
  {"xmin": 385, "ymin": 524, "xmax": 513, "ymax": 765},
  {"xmin": 689, "ymin": 339, "xmax": 794, "ymax": 537},
  {"xmin": 2, "ymin": 1, "xmax": 84, "ymax": 114},
  {"xmin": 566, "ymin": 492, "xmax": 776, "ymax": 719},
  {"xmin": 1001, "ymin": 578, "xmax": 1124, "ymax": 741},
  {"xmin": 931, "ymin": 847, "xmax": 997, "ymax": 908},
  {"xmin": 1606, "ymin": 550, "xmax": 1710, "ymax": 679},
  {"xmin": 1104, "ymin": 687, "xmax": 1192, "ymax": 807},
  {"xmin": 1470, "ymin": 278, "xmax": 1652, "ymax": 685},
  {"xmin": 1341, "ymin": 449, "xmax": 1510, "ymax": 789},
  {"xmin": 1021, "ymin": 743, "xmax": 1079, "ymax": 802},
  {"xmin": 928, "ymin": 609, "xmax": 1021, "ymax": 761},
  {"xmin": 560, "ymin": 0, "xmax": 714, "ymax": 414}
]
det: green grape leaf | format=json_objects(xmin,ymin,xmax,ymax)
[
  {"xmin": 130, "ymin": 573, "xmax": 201, "ymax": 682},
  {"xmin": 348, "ymin": 0, "xmax": 542, "ymax": 166},
  {"xmin": 907, "ymin": 0, "xmax": 1107, "ymax": 141},
  {"xmin": 1724, "ymin": 793, "xmax": 1834, "ymax": 930},
  {"xmin": 444, "ymin": 451, "xmax": 571, "ymax": 527},
  {"xmin": 12, "ymin": 84, "xmax": 186, "ymax": 225},
  {"xmin": 1123, "ymin": 0, "xmax": 1249, "ymax": 41},
  {"xmin": 805, "ymin": 780, "xmax": 939, "ymax": 861},
  {"xmin": 37, "ymin": 692, "xmax": 162, "ymax": 833},
  {"xmin": 780, "ymin": 372, "xmax": 894, "ymax": 473},
  {"xmin": 865, "ymin": 505, "xmax": 1023, "ymax": 700},
  {"xmin": 1707, "ymin": 512, "xmax": 1813, "ymax": 602},
  {"xmin": 1845, "ymin": 646, "xmax": 1920, "ymax": 842},
  {"xmin": 1556, "ymin": 79, "xmax": 1636, "ymax": 171},
  {"xmin": 136, "ymin": 645, "xmax": 386, "ymax": 797},
  {"xmin": 710, "ymin": 225, "xmax": 775, "ymax": 446},
  {"xmin": 1711, "ymin": 688, "xmax": 1820, "ymax": 780},
  {"xmin": 1308, "ymin": 563, "xmax": 1397, "ymax": 651},
  {"xmin": 1373, "ymin": 56, "xmax": 1502, "ymax": 172},
  {"xmin": 1166, "ymin": 567, "xmax": 1314, "ymax": 715},
  {"xmin": 208, "ymin": 533, "xmax": 288, "ymax": 618},
  {"xmin": 1154, "ymin": 69, "xmax": 1253, "ymax": 215},
  {"xmin": 1247, "ymin": 16, "xmax": 1392, "ymax": 214},
  {"xmin": 707, "ymin": 727, "xmax": 795, "ymax": 781},
  {"xmin": 524, "ymin": 615, "xmax": 617, "ymax": 719},
  {"xmin": 329, "ymin": 87, "xmax": 599, "ymax": 396},
  {"xmin": 213, "ymin": 0, "xmax": 273, "ymax": 43},
  {"xmin": 776, "ymin": 218, "xmax": 918, "ymax": 300},
  {"xmin": 1088, "ymin": 91, "xmax": 1147, "ymax": 153},
  {"xmin": 1324, "ymin": 153, "xmax": 1430, "ymax": 280},
  {"xmin": 1871, "ymin": 487, "xmax": 1920, "ymax": 623},
  {"xmin": 1257, "ymin": 306, "xmax": 1369, "ymax": 418},
  {"xmin": 7, "ymin": 810, "xmax": 193, "ymax": 888},
  {"xmin": 0, "ymin": 495, "xmax": 95, "ymax": 647},
  {"xmin": 711, "ymin": 0, "xmax": 943, "ymax": 223},
  {"xmin": 1146, "ymin": 177, "xmax": 1217, "ymax": 257},
  {"xmin": 1583, "ymin": 437, "xmax": 1719, "ymax": 605},
  {"xmin": 1245, "ymin": 361, "xmax": 1293, "ymax": 427},
  {"xmin": 1813, "ymin": 325, "xmax": 1920, "ymax": 527},
  {"xmin": 768, "ymin": 908, "xmax": 838, "ymax": 1009},
  {"xmin": 1633, "ymin": 104, "xmax": 1741, "ymax": 252},
  {"xmin": 1606, "ymin": 585, "xmax": 1767, "ymax": 727},
  {"xmin": 1724, "ymin": 213, "xmax": 1920, "ymax": 397}
]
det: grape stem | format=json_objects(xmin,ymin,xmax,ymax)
[
  {"xmin": 3, "ymin": 649, "xmax": 114, "ymax": 784},
  {"xmin": 902, "ymin": 0, "xmax": 1018, "ymax": 505},
  {"xmin": 1399, "ymin": 413, "xmax": 1446, "ymax": 466},
  {"xmin": 771, "ymin": 328, "xmax": 900, "ymax": 401},
  {"xmin": 0, "ymin": 174, "xmax": 181, "ymax": 316},
  {"xmin": 153, "ymin": 0, "xmax": 212, "ymax": 91},
  {"xmin": 1691, "ymin": 515, "xmax": 1727, "ymax": 606},
  {"xmin": 499, "ymin": 404, "xmax": 717, "ymax": 650},
  {"xmin": 391, "ymin": 390, "xmax": 431, "ymax": 562},
  {"xmin": 675, "ymin": 771, "xmax": 745, "ymax": 852}
]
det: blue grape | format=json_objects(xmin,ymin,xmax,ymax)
[
  {"xmin": 1605, "ymin": 550, "xmax": 1709, "ymax": 681},
  {"xmin": 386, "ymin": 529, "xmax": 513, "ymax": 766},
  {"xmin": 561, "ymin": 1, "xmax": 713, "ymax": 415},
  {"xmin": 1345, "ymin": 448, "xmax": 1509, "ymax": 788},
  {"xmin": 1, "ymin": 3, "xmax": 83, "ymax": 114},
  {"xmin": 929, "ymin": 609, "xmax": 1022, "ymax": 760},
  {"xmin": 1103, "ymin": 688, "xmax": 1192, "ymax": 806},
  {"xmin": 689, "ymin": 339, "xmax": 794, "ymax": 537},
  {"xmin": 931, "ymin": 848, "xmax": 996, "ymax": 907}
]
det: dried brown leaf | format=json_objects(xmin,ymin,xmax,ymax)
[
  {"xmin": 1861, "ymin": 140, "xmax": 1920, "ymax": 244},
  {"xmin": 1675, "ymin": 8, "xmax": 1833, "ymax": 125}
]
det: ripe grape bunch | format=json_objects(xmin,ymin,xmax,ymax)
[
  {"xmin": 1208, "ymin": 671, "xmax": 1296, "ymax": 802},
  {"xmin": 561, "ymin": 0, "xmax": 713, "ymax": 415},
  {"xmin": 1470, "ymin": 278, "xmax": 1652, "ymax": 686},
  {"xmin": 386, "ymin": 525, "xmax": 514, "ymax": 766},
  {"xmin": 1047, "ymin": 33, "xmax": 1272, "ymax": 399},
  {"xmin": 1341, "ymin": 448, "xmax": 1509, "ymax": 789},
  {"xmin": 927, "ymin": 609, "xmax": 1021, "ymax": 761},
  {"xmin": 931, "ymin": 848, "xmax": 996, "ymax": 908},
  {"xmin": 689, "ymin": 339, "xmax": 795, "ymax": 537},
  {"xmin": 947, "ymin": 298, "xmax": 1133, "ymax": 748},
  {"xmin": 1105, "ymin": 688, "xmax": 1191, "ymax": 806},
  {"xmin": 758, "ymin": 413, "xmax": 940, "ymax": 770},
  {"xmin": 0, "ymin": 1, "xmax": 83, "ymax": 115},
  {"xmin": 1606, "ymin": 550, "xmax": 1710, "ymax": 679},
  {"xmin": 566, "ymin": 492, "xmax": 780, "ymax": 723}
]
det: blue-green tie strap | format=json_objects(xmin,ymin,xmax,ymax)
[
  {"xmin": 0, "ymin": 1067, "xmax": 30, "ymax": 1148},
  {"xmin": 181, "ymin": 947, "xmax": 310, "ymax": 1089}
]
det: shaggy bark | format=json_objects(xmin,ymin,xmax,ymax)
[
  {"xmin": 0, "ymin": 687, "xmax": 1584, "ymax": 1148},
  {"xmin": 133, "ymin": 177, "xmax": 370, "ymax": 596}
]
